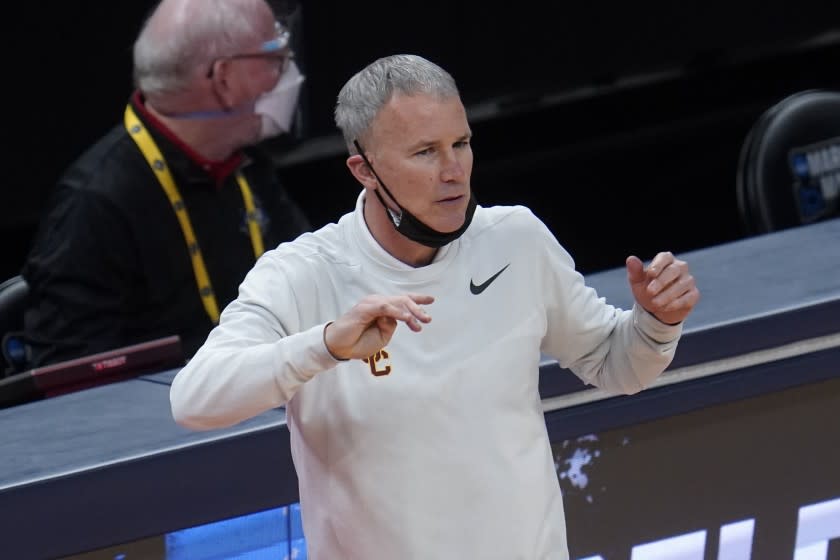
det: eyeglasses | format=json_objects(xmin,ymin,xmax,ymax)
[
  {"xmin": 205, "ymin": 21, "xmax": 293, "ymax": 79},
  {"xmin": 206, "ymin": 51, "xmax": 294, "ymax": 79}
]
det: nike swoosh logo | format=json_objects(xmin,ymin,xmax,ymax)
[{"xmin": 470, "ymin": 263, "xmax": 510, "ymax": 295}]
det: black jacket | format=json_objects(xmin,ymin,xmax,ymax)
[{"xmin": 22, "ymin": 93, "xmax": 311, "ymax": 366}]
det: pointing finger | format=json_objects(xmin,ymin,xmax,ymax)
[
  {"xmin": 404, "ymin": 298, "xmax": 432, "ymax": 323},
  {"xmin": 406, "ymin": 293, "xmax": 435, "ymax": 306}
]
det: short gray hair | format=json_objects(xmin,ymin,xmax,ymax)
[
  {"xmin": 334, "ymin": 54, "xmax": 460, "ymax": 153},
  {"xmin": 133, "ymin": 0, "xmax": 270, "ymax": 95}
]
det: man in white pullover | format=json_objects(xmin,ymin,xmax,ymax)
[{"xmin": 170, "ymin": 54, "xmax": 700, "ymax": 559}]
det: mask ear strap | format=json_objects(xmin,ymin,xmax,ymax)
[{"xmin": 353, "ymin": 140, "xmax": 404, "ymax": 223}]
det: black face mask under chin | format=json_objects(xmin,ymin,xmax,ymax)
[{"xmin": 354, "ymin": 140, "xmax": 477, "ymax": 249}]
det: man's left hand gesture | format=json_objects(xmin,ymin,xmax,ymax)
[{"xmin": 626, "ymin": 252, "xmax": 700, "ymax": 325}]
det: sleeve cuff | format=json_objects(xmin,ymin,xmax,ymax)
[
  {"xmin": 633, "ymin": 303, "xmax": 683, "ymax": 344},
  {"xmin": 322, "ymin": 321, "xmax": 350, "ymax": 362},
  {"xmin": 273, "ymin": 322, "xmax": 348, "ymax": 384}
]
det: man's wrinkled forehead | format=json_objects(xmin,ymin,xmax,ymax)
[{"xmin": 366, "ymin": 93, "xmax": 469, "ymax": 147}]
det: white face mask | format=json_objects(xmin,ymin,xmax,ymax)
[{"xmin": 254, "ymin": 60, "xmax": 305, "ymax": 140}]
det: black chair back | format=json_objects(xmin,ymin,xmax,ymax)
[
  {"xmin": 0, "ymin": 276, "xmax": 30, "ymax": 375},
  {"xmin": 736, "ymin": 89, "xmax": 840, "ymax": 234}
]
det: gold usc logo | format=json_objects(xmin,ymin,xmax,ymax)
[{"xmin": 363, "ymin": 350, "xmax": 391, "ymax": 376}]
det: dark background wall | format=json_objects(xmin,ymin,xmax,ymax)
[{"xmin": 4, "ymin": 1, "xmax": 840, "ymax": 280}]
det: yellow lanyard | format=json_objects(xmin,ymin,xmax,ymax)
[{"xmin": 124, "ymin": 104, "xmax": 265, "ymax": 324}]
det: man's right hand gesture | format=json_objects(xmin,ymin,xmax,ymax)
[{"xmin": 324, "ymin": 294, "xmax": 434, "ymax": 360}]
